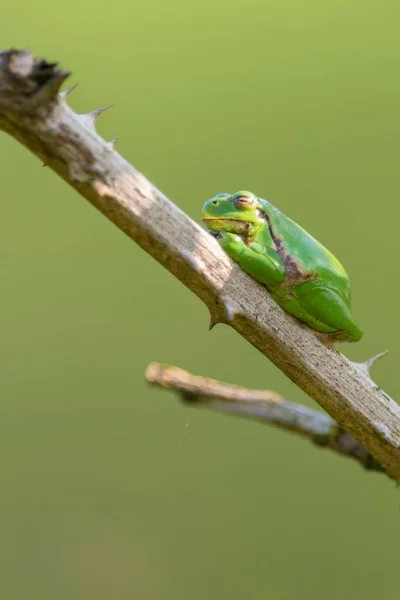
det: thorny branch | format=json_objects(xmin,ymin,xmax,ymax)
[
  {"xmin": 146, "ymin": 363, "xmax": 385, "ymax": 475},
  {"xmin": 0, "ymin": 49, "xmax": 399, "ymax": 480}
]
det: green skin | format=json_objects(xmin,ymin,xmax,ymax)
[{"xmin": 201, "ymin": 191, "xmax": 363, "ymax": 342}]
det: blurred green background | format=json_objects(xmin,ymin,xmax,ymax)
[{"xmin": 1, "ymin": 1, "xmax": 400, "ymax": 598}]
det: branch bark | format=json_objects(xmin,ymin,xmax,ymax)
[
  {"xmin": 146, "ymin": 363, "xmax": 386, "ymax": 475},
  {"xmin": 1, "ymin": 49, "xmax": 399, "ymax": 480}
]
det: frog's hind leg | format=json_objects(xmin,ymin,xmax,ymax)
[{"xmin": 292, "ymin": 279, "xmax": 363, "ymax": 342}]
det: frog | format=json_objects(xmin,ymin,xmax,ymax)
[{"xmin": 201, "ymin": 191, "xmax": 363, "ymax": 342}]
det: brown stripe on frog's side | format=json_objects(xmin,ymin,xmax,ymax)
[{"xmin": 257, "ymin": 208, "xmax": 311, "ymax": 284}]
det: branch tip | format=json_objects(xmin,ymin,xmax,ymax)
[
  {"xmin": 29, "ymin": 69, "xmax": 70, "ymax": 106},
  {"xmin": 145, "ymin": 362, "xmax": 161, "ymax": 384}
]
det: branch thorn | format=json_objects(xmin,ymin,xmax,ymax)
[
  {"xmin": 107, "ymin": 136, "xmax": 119, "ymax": 149},
  {"xmin": 79, "ymin": 104, "xmax": 114, "ymax": 131},
  {"xmin": 209, "ymin": 313, "xmax": 220, "ymax": 330},
  {"xmin": 59, "ymin": 83, "xmax": 78, "ymax": 100},
  {"xmin": 88, "ymin": 104, "xmax": 113, "ymax": 120},
  {"xmin": 351, "ymin": 349, "xmax": 389, "ymax": 378}
]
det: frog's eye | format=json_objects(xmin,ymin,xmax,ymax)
[{"xmin": 234, "ymin": 195, "xmax": 255, "ymax": 210}]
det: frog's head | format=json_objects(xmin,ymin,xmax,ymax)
[{"xmin": 201, "ymin": 191, "xmax": 263, "ymax": 237}]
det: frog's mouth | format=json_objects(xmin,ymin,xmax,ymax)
[{"xmin": 202, "ymin": 218, "xmax": 251, "ymax": 236}]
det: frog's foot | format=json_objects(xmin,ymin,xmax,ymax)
[
  {"xmin": 315, "ymin": 329, "xmax": 351, "ymax": 347},
  {"xmin": 292, "ymin": 280, "xmax": 363, "ymax": 343}
]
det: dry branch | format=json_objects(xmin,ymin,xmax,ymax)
[
  {"xmin": 146, "ymin": 363, "xmax": 385, "ymax": 475},
  {"xmin": 0, "ymin": 49, "xmax": 399, "ymax": 479}
]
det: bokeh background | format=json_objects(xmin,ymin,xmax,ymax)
[{"xmin": 1, "ymin": 1, "xmax": 400, "ymax": 598}]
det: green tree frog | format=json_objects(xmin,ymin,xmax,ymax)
[{"xmin": 201, "ymin": 191, "xmax": 362, "ymax": 342}]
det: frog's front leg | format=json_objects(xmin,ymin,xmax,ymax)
[{"xmin": 218, "ymin": 232, "xmax": 285, "ymax": 285}]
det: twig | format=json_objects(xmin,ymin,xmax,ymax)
[
  {"xmin": 146, "ymin": 363, "xmax": 386, "ymax": 475},
  {"xmin": 0, "ymin": 49, "xmax": 399, "ymax": 480}
]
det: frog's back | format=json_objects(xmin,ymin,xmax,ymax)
[{"xmin": 258, "ymin": 198, "xmax": 350, "ymax": 297}]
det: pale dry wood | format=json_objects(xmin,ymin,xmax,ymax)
[
  {"xmin": 146, "ymin": 363, "xmax": 386, "ymax": 475},
  {"xmin": 0, "ymin": 49, "xmax": 399, "ymax": 479}
]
